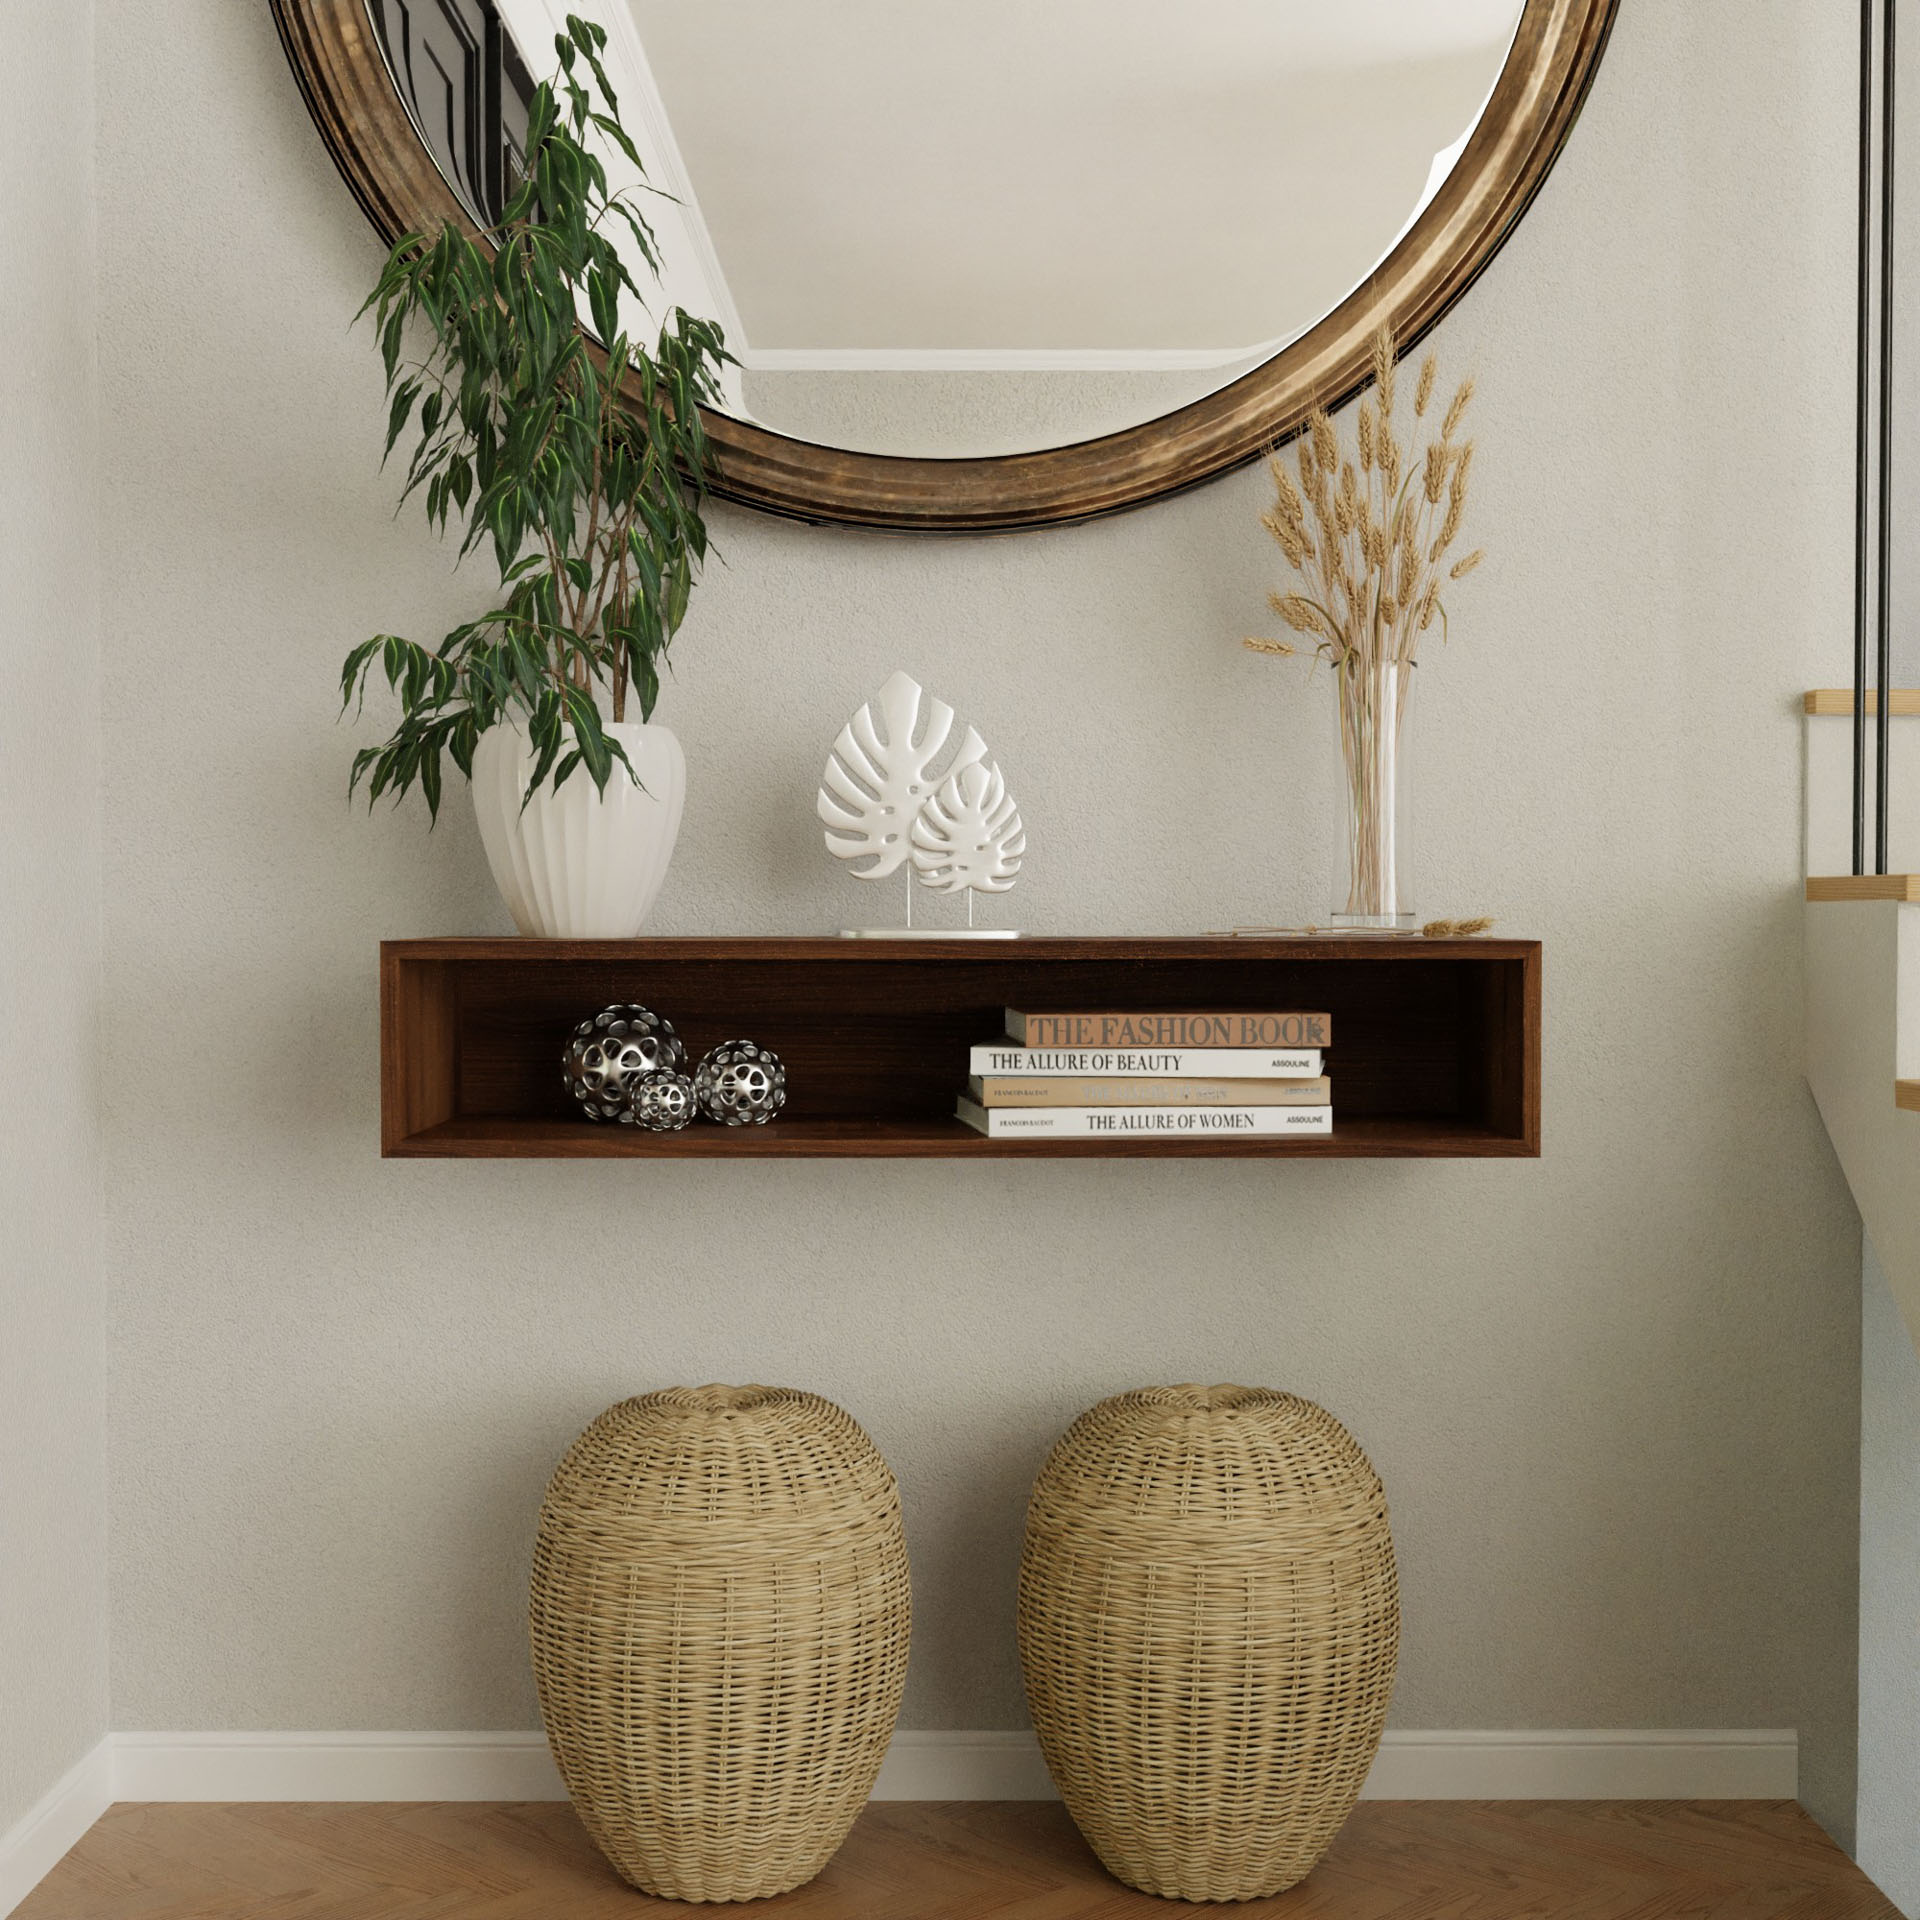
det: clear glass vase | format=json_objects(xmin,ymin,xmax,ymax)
[{"xmin": 1332, "ymin": 658, "xmax": 1415, "ymax": 930}]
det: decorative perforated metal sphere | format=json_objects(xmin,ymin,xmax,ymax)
[
  {"xmin": 564, "ymin": 1004, "xmax": 686, "ymax": 1122},
  {"xmin": 694, "ymin": 1040, "xmax": 788, "ymax": 1126},
  {"xmin": 627, "ymin": 1071, "xmax": 697, "ymax": 1132}
]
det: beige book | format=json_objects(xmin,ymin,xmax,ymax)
[
  {"xmin": 969, "ymin": 1074, "xmax": 1330, "ymax": 1108},
  {"xmin": 1006, "ymin": 1009, "xmax": 1331, "ymax": 1049}
]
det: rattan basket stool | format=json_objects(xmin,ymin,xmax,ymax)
[
  {"xmin": 529, "ymin": 1386, "xmax": 911, "ymax": 1902},
  {"xmin": 1018, "ymin": 1384, "xmax": 1398, "ymax": 1901}
]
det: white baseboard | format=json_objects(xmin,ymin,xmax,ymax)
[
  {"xmin": 111, "ymin": 1731, "xmax": 567, "ymax": 1803},
  {"xmin": 0, "ymin": 1738, "xmax": 113, "ymax": 1920},
  {"xmin": 1360, "ymin": 1728, "xmax": 1797, "ymax": 1800},
  {"xmin": 98, "ymin": 1725, "xmax": 1797, "ymax": 1805},
  {"xmin": 874, "ymin": 1731, "xmax": 1058, "ymax": 1799}
]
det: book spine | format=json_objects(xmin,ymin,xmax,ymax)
[
  {"xmin": 968, "ymin": 1047, "xmax": 1322, "ymax": 1077},
  {"xmin": 970, "ymin": 1076, "xmax": 1330, "ymax": 1108},
  {"xmin": 956, "ymin": 1098, "xmax": 1334, "ymax": 1139},
  {"xmin": 1006, "ymin": 1009, "xmax": 1332, "ymax": 1049}
]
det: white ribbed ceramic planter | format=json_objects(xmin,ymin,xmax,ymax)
[{"xmin": 470, "ymin": 720, "xmax": 684, "ymax": 938}]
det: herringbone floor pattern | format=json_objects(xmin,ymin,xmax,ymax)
[{"xmin": 17, "ymin": 1798, "xmax": 1896, "ymax": 1919}]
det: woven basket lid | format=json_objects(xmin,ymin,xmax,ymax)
[
  {"xmin": 540, "ymin": 1386, "xmax": 900, "ymax": 1551},
  {"xmin": 1027, "ymin": 1384, "xmax": 1385, "ymax": 1537}
]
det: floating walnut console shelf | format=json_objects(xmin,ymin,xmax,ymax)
[{"xmin": 381, "ymin": 937, "xmax": 1540, "ymax": 1158}]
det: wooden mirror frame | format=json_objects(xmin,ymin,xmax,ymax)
[{"xmin": 273, "ymin": 0, "xmax": 1617, "ymax": 533}]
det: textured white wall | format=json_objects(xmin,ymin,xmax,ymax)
[
  {"xmin": 1860, "ymin": 1238, "xmax": 1920, "ymax": 1912},
  {"xmin": 0, "ymin": 0, "xmax": 107, "ymax": 1836},
  {"xmin": 96, "ymin": 0, "xmax": 1867, "ymax": 1841}
]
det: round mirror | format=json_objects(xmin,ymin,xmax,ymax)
[{"xmin": 274, "ymin": 0, "xmax": 1615, "ymax": 528}]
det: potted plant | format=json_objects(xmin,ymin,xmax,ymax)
[{"xmin": 341, "ymin": 15, "xmax": 729, "ymax": 937}]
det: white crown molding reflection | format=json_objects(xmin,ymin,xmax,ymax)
[{"xmin": 740, "ymin": 346, "xmax": 1276, "ymax": 375}]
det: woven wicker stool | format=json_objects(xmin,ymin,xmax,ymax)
[
  {"xmin": 1018, "ymin": 1385, "xmax": 1398, "ymax": 1901},
  {"xmin": 529, "ymin": 1386, "xmax": 911, "ymax": 1902}
]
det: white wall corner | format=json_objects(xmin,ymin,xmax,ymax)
[{"xmin": 0, "ymin": 1740, "xmax": 113, "ymax": 1920}]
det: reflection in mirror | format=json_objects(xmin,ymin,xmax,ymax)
[
  {"xmin": 375, "ymin": 1, "xmax": 1526, "ymax": 459},
  {"xmin": 367, "ymin": 0, "xmax": 534, "ymax": 227}
]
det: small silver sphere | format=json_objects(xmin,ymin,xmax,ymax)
[
  {"xmin": 627, "ymin": 1070, "xmax": 697, "ymax": 1132},
  {"xmin": 564, "ymin": 1004, "xmax": 686, "ymax": 1122},
  {"xmin": 694, "ymin": 1039, "xmax": 788, "ymax": 1126}
]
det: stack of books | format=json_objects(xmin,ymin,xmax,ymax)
[{"xmin": 956, "ymin": 1008, "xmax": 1332, "ymax": 1139}]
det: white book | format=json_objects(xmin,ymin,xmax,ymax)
[
  {"xmin": 956, "ymin": 1097, "xmax": 1334, "ymax": 1139},
  {"xmin": 968, "ymin": 1045, "xmax": 1323, "ymax": 1079}
]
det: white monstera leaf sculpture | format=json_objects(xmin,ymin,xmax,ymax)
[
  {"xmin": 817, "ymin": 670, "xmax": 985, "ymax": 880},
  {"xmin": 911, "ymin": 760, "xmax": 1026, "ymax": 894}
]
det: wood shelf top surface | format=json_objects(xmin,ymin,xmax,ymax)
[
  {"xmin": 393, "ymin": 1114, "xmax": 1532, "ymax": 1159},
  {"xmin": 382, "ymin": 933, "xmax": 1538, "ymax": 964}
]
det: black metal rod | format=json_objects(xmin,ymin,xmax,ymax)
[
  {"xmin": 1856, "ymin": 0, "xmax": 1875, "ymax": 876},
  {"xmin": 1878, "ymin": 0, "xmax": 1898, "ymax": 875}
]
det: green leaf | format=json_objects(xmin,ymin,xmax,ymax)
[
  {"xmin": 340, "ymin": 637, "xmax": 381, "ymax": 713},
  {"xmin": 588, "ymin": 110, "xmax": 642, "ymax": 174},
  {"xmin": 382, "ymin": 378, "xmax": 420, "ymax": 463},
  {"xmin": 380, "ymin": 304, "xmax": 406, "ymax": 383},
  {"xmin": 586, "ymin": 267, "xmax": 618, "ymax": 347},
  {"xmin": 666, "ymin": 555, "xmax": 691, "ymax": 635}
]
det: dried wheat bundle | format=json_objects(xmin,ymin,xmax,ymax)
[
  {"xmin": 1244, "ymin": 325, "xmax": 1482, "ymax": 679},
  {"xmin": 1243, "ymin": 327, "xmax": 1485, "ymax": 918}
]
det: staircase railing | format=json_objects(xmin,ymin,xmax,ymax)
[{"xmin": 1857, "ymin": 0, "xmax": 1897, "ymax": 874}]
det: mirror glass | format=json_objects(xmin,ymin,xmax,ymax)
[{"xmin": 371, "ymin": 0, "xmax": 1526, "ymax": 459}]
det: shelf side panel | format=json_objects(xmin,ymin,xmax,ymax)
[
  {"xmin": 381, "ymin": 950, "xmax": 458, "ymax": 1154},
  {"xmin": 1458, "ymin": 952, "xmax": 1541, "ymax": 1153}
]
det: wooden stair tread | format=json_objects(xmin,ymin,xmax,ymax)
[
  {"xmin": 1897, "ymin": 1080, "xmax": 1919, "ymax": 1112},
  {"xmin": 1804, "ymin": 689, "xmax": 1920, "ymax": 714},
  {"xmin": 1806, "ymin": 876, "xmax": 1920, "ymax": 902}
]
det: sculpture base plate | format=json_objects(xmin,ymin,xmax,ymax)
[{"xmin": 836, "ymin": 928, "xmax": 1022, "ymax": 940}]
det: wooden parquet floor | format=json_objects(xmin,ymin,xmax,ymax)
[{"xmin": 17, "ymin": 1798, "xmax": 1898, "ymax": 1920}]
